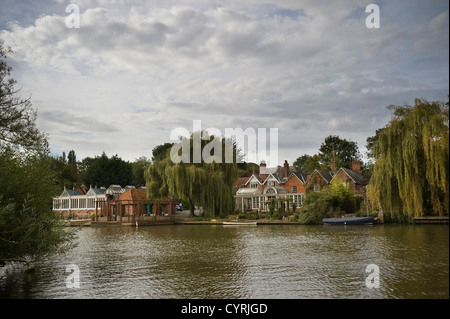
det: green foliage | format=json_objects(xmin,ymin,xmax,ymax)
[
  {"xmin": 49, "ymin": 150, "xmax": 80, "ymax": 189},
  {"xmin": 246, "ymin": 213, "xmax": 258, "ymax": 220},
  {"xmin": 84, "ymin": 152, "xmax": 133, "ymax": 187},
  {"xmin": 0, "ymin": 195, "xmax": 77, "ymax": 267},
  {"xmin": 298, "ymin": 191, "xmax": 334, "ymax": 224},
  {"xmin": 151, "ymin": 143, "xmax": 175, "ymax": 162},
  {"xmin": 318, "ymin": 135, "xmax": 360, "ymax": 171},
  {"xmin": 298, "ymin": 180, "xmax": 363, "ymax": 224},
  {"xmin": 0, "ymin": 147, "xmax": 77, "ymax": 268},
  {"xmin": 294, "ymin": 135, "xmax": 362, "ymax": 173},
  {"xmin": 367, "ymin": 98, "xmax": 449, "ymax": 218},
  {"xmin": 145, "ymin": 132, "xmax": 239, "ymax": 219},
  {"xmin": 268, "ymin": 198, "xmax": 276, "ymax": 215},
  {"xmin": 0, "ymin": 46, "xmax": 76, "ymax": 268},
  {"xmin": 294, "ymin": 154, "xmax": 321, "ymax": 172},
  {"xmin": 131, "ymin": 156, "xmax": 151, "ymax": 187}
]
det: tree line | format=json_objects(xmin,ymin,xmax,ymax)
[{"xmin": 50, "ymin": 150, "xmax": 151, "ymax": 190}]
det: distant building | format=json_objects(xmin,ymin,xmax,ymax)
[
  {"xmin": 52, "ymin": 185, "xmax": 107, "ymax": 218},
  {"xmin": 304, "ymin": 157, "xmax": 368, "ymax": 196},
  {"xmin": 234, "ymin": 157, "xmax": 368, "ymax": 213},
  {"xmin": 235, "ymin": 160, "xmax": 308, "ymax": 212},
  {"xmin": 53, "ymin": 184, "xmax": 176, "ymax": 221}
]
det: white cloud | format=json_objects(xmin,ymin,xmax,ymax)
[{"xmin": 0, "ymin": 0, "xmax": 448, "ymax": 163}]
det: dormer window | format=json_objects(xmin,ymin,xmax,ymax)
[
  {"xmin": 250, "ymin": 182, "xmax": 258, "ymax": 189},
  {"xmin": 268, "ymin": 181, "xmax": 275, "ymax": 187}
]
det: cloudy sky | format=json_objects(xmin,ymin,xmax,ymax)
[{"xmin": 1, "ymin": 0, "xmax": 448, "ymax": 166}]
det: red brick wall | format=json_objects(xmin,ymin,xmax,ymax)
[{"xmin": 283, "ymin": 175, "xmax": 305, "ymax": 193}]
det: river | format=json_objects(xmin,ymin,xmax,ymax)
[{"xmin": 0, "ymin": 224, "xmax": 448, "ymax": 299}]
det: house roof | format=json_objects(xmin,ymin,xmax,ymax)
[
  {"xmin": 235, "ymin": 176, "xmax": 251, "ymax": 188},
  {"xmin": 61, "ymin": 188, "xmax": 81, "ymax": 197},
  {"xmin": 119, "ymin": 188, "xmax": 148, "ymax": 201},
  {"xmin": 289, "ymin": 171, "xmax": 309, "ymax": 184},
  {"xmin": 311, "ymin": 169, "xmax": 334, "ymax": 184},
  {"xmin": 337, "ymin": 168, "xmax": 369, "ymax": 186},
  {"xmin": 86, "ymin": 187, "xmax": 104, "ymax": 196},
  {"xmin": 105, "ymin": 185, "xmax": 125, "ymax": 195}
]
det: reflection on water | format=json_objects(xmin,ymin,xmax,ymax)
[{"xmin": 0, "ymin": 224, "xmax": 448, "ymax": 299}]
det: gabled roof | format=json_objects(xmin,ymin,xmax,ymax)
[
  {"xmin": 245, "ymin": 174, "xmax": 263, "ymax": 185},
  {"xmin": 105, "ymin": 185, "xmax": 125, "ymax": 195},
  {"xmin": 308, "ymin": 169, "xmax": 334, "ymax": 184},
  {"xmin": 234, "ymin": 176, "xmax": 250, "ymax": 188},
  {"xmin": 288, "ymin": 171, "xmax": 309, "ymax": 184},
  {"xmin": 119, "ymin": 188, "xmax": 148, "ymax": 201},
  {"xmin": 335, "ymin": 167, "xmax": 369, "ymax": 186},
  {"xmin": 86, "ymin": 187, "xmax": 104, "ymax": 196},
  {"xmin": 60, "ymin": 188, "xmax": 81, "ymax": 197}
]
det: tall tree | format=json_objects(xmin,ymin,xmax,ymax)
[
  {"xmin": 366, "ymin": 98, "xmax": 449, "ymax": 219},
  {"xmin": 0, "ymin": 43, "xmax": 76, "ymax": 270},
  {"xmin": 84, "ymin": 152, "xmax": 133, "ymax": 187},
  {"xmin": 145, "ymin": 132, "xmax": 238, "ymax": 218},
  {"xmin": 0, "ymin": 43, "xmax": 47, "ymax": 152},
  {"xmin": 294, "ymin": 154, "xmax": 321, "ymax": 172},
  {"xmin": 49, "ymin": 151, "xmax": 80, "ymax": 189},
  {"xmin": 318, "ymin": 135, "xmax": 360, "ymax": 170},
  {"xmin": 132, "ymin": 156, "xmax": 151, "ymax": 187},
  {"xmin": 151, "ymin": 142, "xmax": 175, "ymax": 162}
]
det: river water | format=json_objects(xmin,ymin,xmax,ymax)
[{"xmin": 0, "ymin": 224, "xmax": 448, "ymax": 299}]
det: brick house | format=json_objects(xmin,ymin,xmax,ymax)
[
  {"xmin": 304, "ymin": 157, "xmax": 368, "ymax": 195},
  {"xmin": 235, "ymin": 157, "xmax": 368, "ymax": 213},
  {"xmin": 332, "ymin": 158, "xmax": 368, "ymax": 196},
  {"xmin": 235, "ymin": 160, "xmax": 308, "ymax": 212},
  {"xmin": 99, "ymin": 187, "xmax": 176, "ymax": 222}
]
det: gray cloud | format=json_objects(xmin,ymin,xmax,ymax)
[{"xmin": 0, "ymin": 0, "xmax": 448, "ymax": 163}]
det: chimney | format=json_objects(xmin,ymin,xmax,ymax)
[
  {"xmin": 260, "ymin": 160, "xmax": 267, "ymax": 180},
  {"xmin": 352, "ymin": 157, "xmax": 361, "ymax": 173},
  {"xmin": 331, "ymin": 156, "xmax": 335, "ymax": 172},
  {"xmin": 284, "ymin": 160, "xmax": 289, "ymax": 178}
]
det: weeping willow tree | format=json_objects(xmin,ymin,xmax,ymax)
[
  {"xmin": 145, "ymin": 131, "xmax": 239, "ymax": 218},
  {"xmin": 366, "ymin": 98, "xmax": 449, "ymax": 220}
]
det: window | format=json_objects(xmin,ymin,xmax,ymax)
[
  {"xmin": 291, "ymin": 194, "xmax": 305, "ymax": 207},
  {"xmin": 314, "ymin": 183, "xmax": 320, "ymax": 192},
  {"xmin": 268, "ymin": 181, "xmax": 275, "ymax": 187},
  {"xmin": 251, "ymin": 182, "xmax": 258, "ymax": 189},
  {"xmin": 291, "ymin": 186, "xmax": 297, "ymax": 193},
  {"xmin": 87, "ymin": 198, "xmax": 96, "ymax": 208},
  {"xmin": 266, "ymin": 188, "xmax": 275, "ymax": 194},
  {"xmin": 252, "ymin": 197, "xmax": 260, "ymax": 209}
]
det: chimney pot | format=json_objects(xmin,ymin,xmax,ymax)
[{"xmin": 284, "ymin": 160, "xmax": 289, "ymax": 178}]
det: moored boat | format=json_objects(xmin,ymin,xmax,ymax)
[{"xmin": 322, "ymin": 216, "xmax": 374, "ymax": 225}]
